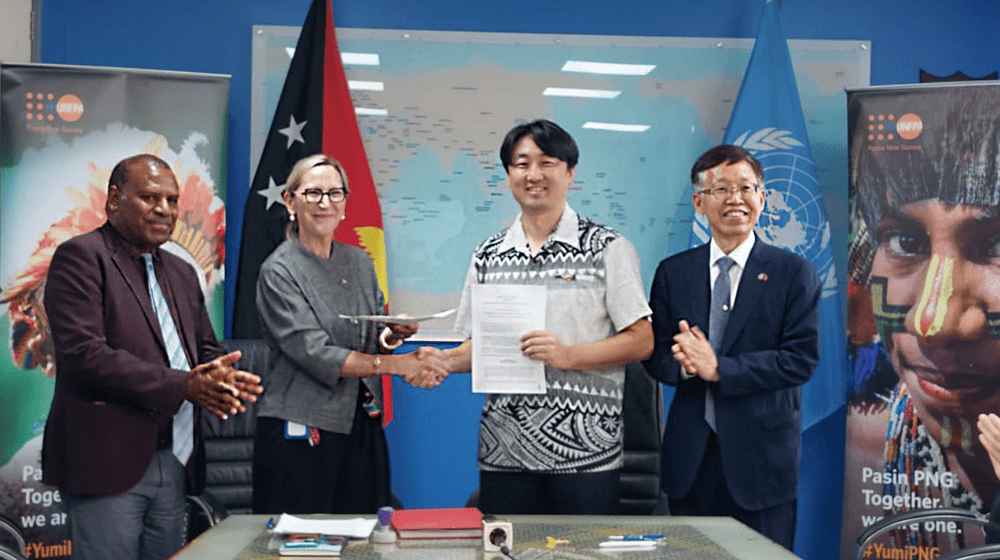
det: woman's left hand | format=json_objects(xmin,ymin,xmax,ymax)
[{"xmin": 386, "ymin": 318, "xmax": 419, "ymax": 343}]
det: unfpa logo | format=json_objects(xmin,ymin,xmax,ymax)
[
  {"xmin": 895, "ymin": 113, "xmax": 922, "ymax": 140},
  {"xmin": 866, "ymin": 113, "xmax": 923, "ymax": 142},
  {"xmin": 24, "ymin": 91, "xmax": 55, "ymax": 122},
  {"xmin": 24, "ymin": 91, "xmax": 84, "ymax": 123},
  {"xmin": 56, "ymin": 94, "xmax": 84, "ymax": 122}
]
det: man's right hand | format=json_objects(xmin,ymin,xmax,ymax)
[
  {"xmin": 400, "ymin": 346, "xmax": 449, "ymax": 389},
  {"xmin": 673, "ymin": 320, "xmax": 720, "ymax": 382},
  {"xmin": 186, "ymin": 351, "xmax": 264, "ymax": 419}
]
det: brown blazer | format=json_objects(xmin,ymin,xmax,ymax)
[{"xmin": 41, "ymin": 223, "xmax": 225, "ymax": 496}]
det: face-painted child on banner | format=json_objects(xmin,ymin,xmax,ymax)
[{"xmin": 852, "ymin": 84, "xmax": 1000, "ymax": 515}]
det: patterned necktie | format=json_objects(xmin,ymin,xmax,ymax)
[
  {"xmin": 142, "ymin": 253, "xmax": 194, "ymax": 466},
  {"xmin": 705, "ymin": 256, "xmax": 736, "ymax": 432}
]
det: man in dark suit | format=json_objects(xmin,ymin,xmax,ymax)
[
  {"xmin": 41, "ymin": 154, "xmax": 262, "ymax": 560},
  {"xmin": 644, "ymin": 145, "xmax": 819, "ymax": 549}
]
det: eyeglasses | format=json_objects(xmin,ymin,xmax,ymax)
[
  {"xmin": 297, "ymin": 188, "xmax": 348, "ymax": 204},
  {"xmin": 698, "ymin": 185, "xmax": 760, "ymax": 200}
]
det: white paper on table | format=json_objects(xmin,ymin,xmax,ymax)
[
  {"xmin": 270, "ymin": 513, "xmax": 377, "ymax": 538},
  {"xmin": 337, "ymin": 308, "xmax": 456, "ymax": 323},
  {"xmin": 471, "ymin": 283, "xmax": 546, "ymax": 394}
]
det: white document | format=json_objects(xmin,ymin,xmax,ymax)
[
  {"xmin": 270, "ymin": 513, "xmax": 377, "ymax": 538},
  {"xmin": 471, "ymin": 284, "xmax": 546, "ymax": 394},
  {"xmin": 338, "ymin": 308, "xmax": 456, "ymax": 323}
]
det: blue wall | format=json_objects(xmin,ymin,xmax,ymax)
[
  {"xmin": 36, "ymin": 1, "xmax": 1000, "ymax": 559},
  {"xmin": 38, "ymin": 0, "xmax": 1000, "ymax": 338}
]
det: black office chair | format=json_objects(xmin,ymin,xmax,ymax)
[
  {"xmin": 0, "ymin": 545, "xmax": 26, "ymax": 560},
  {"xmin": 854, "ymin": 508, "xmax": 1000, "ymax": 560},
  {"xmin": 0, "ymin": 516, "xmax": 27, "ymax": 560},
  {"xmin": 466, "ymin": 361, "xmax": 665, "ymax": 514},
  {"xmin": 200, "ymin": 339, "xmax": 269, "ymax": 514},
  {"xmin": 184, "ymin": 493, "xmax": 227, "ymax": 544},
  {"xmin": 932, "ymin": 499, "xmax": 1000, "ymax": 560},
  {"xmin": 183, "ymin": 338, "xmax": 270, "ymax": 542},
  {"xmin": 619, "ymin": 361, "xmax": 665, "ymax": 514},
  {"xmin": 936, "ymin": 545, "xmax": 1000, "ymax": 560}
]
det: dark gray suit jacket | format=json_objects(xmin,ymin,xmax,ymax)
[
  {"xmin": 42, "ymin": 223, "xmax": 225, "ymax": 496},
  {"xmin": 254, "ymin": 238, "xmax": 384, "ymax": 435},
  {"xmin": 644, "ymin": 239, "xmax": 819, "ymax": 511}
]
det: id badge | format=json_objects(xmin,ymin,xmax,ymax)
[{"xmin": 284, "ymin": 421, "xmax": 308, "ymax": 439}]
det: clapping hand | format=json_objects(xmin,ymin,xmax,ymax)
[
  {"xmin": 188, "ymin": 351, "xmax": 264, "ymax": 419},
  {"xmin": 672, "ymin": 320, "xmax": 719, "ymax": 382},
  {"xmin": 978, "ymin": 413, "xmax": 1000, "ymax": 481}
]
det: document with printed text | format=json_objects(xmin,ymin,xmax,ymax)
[
  {"xmin": 471, "ymin": 284, "xmax": 546, "ymax": 394},
  {"xmin": 338, "ymin": 308, "xmax": 456, "ymax": 323}
]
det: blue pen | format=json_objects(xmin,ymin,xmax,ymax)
[
  {"xmin": 266, "ymin": 517, "xmax": 275, "ymax": 530},
  {"xmin": 608, "ymin": 534, "xmax": 665, "ymax": 541}
]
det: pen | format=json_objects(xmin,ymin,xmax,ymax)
[
  {"xmin": 608, "ymin": 534, "xmax": 665, "ymax": 541},
  {"xmin": 266, "ymin": 517, "xmax": 275, "ymax": 530},
  {"xmin": 599, "ymin": 540, "xmax": 658, "ymax": 548}
]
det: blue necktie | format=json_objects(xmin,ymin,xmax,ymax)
[
  {"xmin": 706, "ymin": 256, "xmax": 735, "ymax": 431},
  {"xmin": 142, "ymin": 253, "xmax": 194, "ymax": 466}
]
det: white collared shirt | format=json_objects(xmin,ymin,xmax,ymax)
[
  {"xmin": 709, "ymin": 232, "xmax": 756, "ymax": 308},
  {"xmin": 495, "ymin": 204, "xmax": 582, "ymax": 256},
  {"xmin": 452, "ymin": 203, "xmax": 652, "ymax": 473}
]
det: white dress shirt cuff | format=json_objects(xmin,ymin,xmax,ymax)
[{"xmin": 380, "ymin": 327, "xmax": 403, "ymax": 351}]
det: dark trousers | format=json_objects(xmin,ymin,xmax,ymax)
[
  {"xmin": 668, "ymin": 432, "xmax": 796, "ymax": 550},
  {"xmin": 252, "ymin": 413, "xmax": 390, "ymax": 515},
  {"xmin": 479, "ymin": 469, "xmax": 620, "ymax": 515}
]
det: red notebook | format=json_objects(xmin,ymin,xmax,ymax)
[{"xmin": 391, "ymin": 507, "xmax": 483, "ymax": 539}]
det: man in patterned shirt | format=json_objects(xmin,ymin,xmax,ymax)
[{"xmin": 444, "ymin": 119, "xmax": 653, "ymax": 514}]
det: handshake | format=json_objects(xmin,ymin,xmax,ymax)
[
  {"xmin": 381, "ymin": 320, "xmax": 453, "ymax": 389},
  {"xmin": 393, "ymin": 346, "xmax": 452, "ymax": 389}
]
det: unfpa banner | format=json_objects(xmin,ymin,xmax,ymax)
[
  {"xmin": 844, "ymin": 83, "xmax": 1000, "ymax": 558},
  {"xmin": 0, "ymin": 63, "xmax": 228, "ymax": 558}
]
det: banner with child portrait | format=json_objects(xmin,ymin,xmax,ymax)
[
  {"xmin": 844, "ymin": 82, "xmax": 1000, "ymax": 559},
  {"xmin": 0, "ymin": 63, "xmax": 228, "ymax": 558}
]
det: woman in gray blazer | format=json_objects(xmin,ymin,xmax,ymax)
[{"xmin": 252, "ymin": 154, "xmax": 447, "ymax": 514}]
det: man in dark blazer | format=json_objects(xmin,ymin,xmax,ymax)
[
  {"xmin": 644, "ymin": 145, "xmax": 819, "ymax": 549},
  {"xmin": 41, "ymin": 154, "xmax": 262, "ymax": 560}
]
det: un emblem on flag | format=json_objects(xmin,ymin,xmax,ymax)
[{"xmin": 736, "ymin": 130, "xmax": 834, "ymax": 289}]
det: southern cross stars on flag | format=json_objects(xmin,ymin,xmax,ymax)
[{"xmin": 232, "ymin": 0, "xmax": 394, "ymax": 423}]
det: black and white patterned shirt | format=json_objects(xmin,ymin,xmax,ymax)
[{"xmin": 454, "ymin": 205, "xmax": 651, "ymax": 473}]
